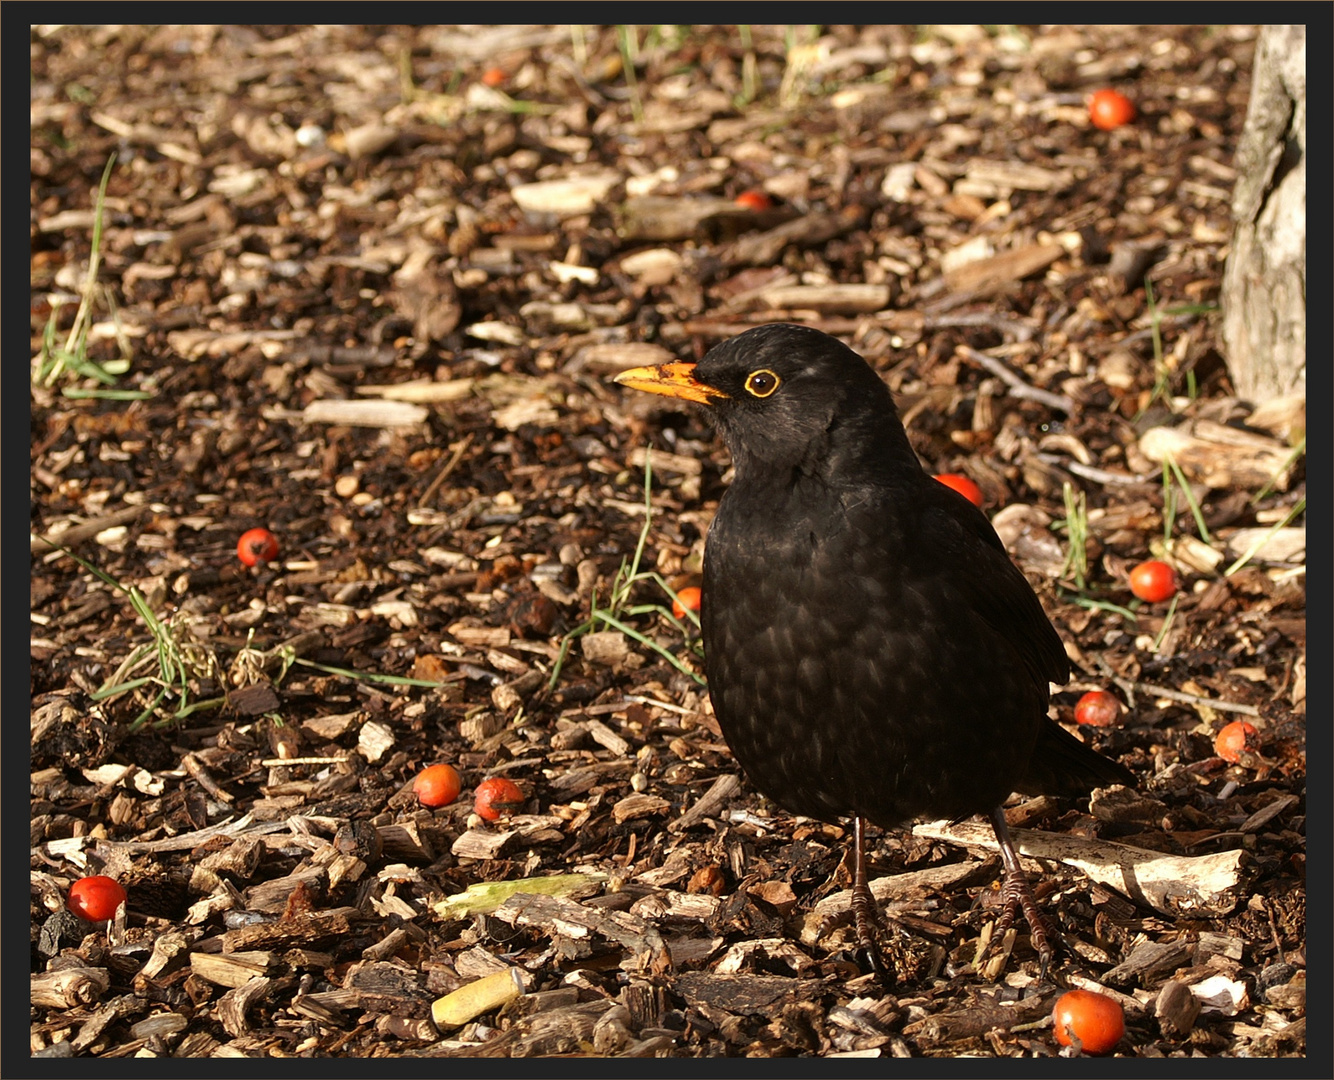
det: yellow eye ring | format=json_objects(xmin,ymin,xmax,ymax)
[{"xmin": 744, "ymin": 368, "xmax": 781, "ymax": 398}]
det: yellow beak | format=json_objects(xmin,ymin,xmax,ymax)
[{"xmin": 613, "ymin": 362, "xmax": 730, "ymax": 404}]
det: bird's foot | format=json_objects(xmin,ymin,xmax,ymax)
[
  {"xmin": 993, "ymin": 869, "xmax": 1060, "ymax": 981},
  {"xmin": 816, "ymin": 888, "xmax": 895, "ymax": 986},
  {"xmin": 851, "ymin": 880, "xmax": 894, "ymax": 988}
]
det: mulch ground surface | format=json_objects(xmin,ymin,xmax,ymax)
[{"xmin": 29, "ymin": 25, "xmax": 1305, "ymax": 1061}]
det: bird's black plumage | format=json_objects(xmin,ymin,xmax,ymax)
[{"xmin": 614, "ymin": 323, "xmax": 1133, "ymax": 979}]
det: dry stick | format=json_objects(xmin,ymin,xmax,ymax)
[
  {"xmin": 1087, "ymin": 313, "xmax": 1200, "ymax": 355},
  {"xmin": 258, "ymin": 755, "xmax": 350, "ymax": 768},
  {"xmin": 928, "ymin": 311, "xmax": 1036, "ymax": 342},
  {"xmin": 1034, "ymin": 452, "xmax": 1154, "ymax": 486},
  {"xmin": 623, "ymin": 693, "xmax": 697, "ymax": 716},
  {"xmin": 958, "ymin": 345, "xmax": 1076, "ymax": 415},
  {"xmin": 1094, "ymin": 657, "xmax": 1261, "ymax": 717},
  {"xmin": 182, "ymin": 752, "xmax": 234, "ymax": 804},
  {"xmin": 99, "ymin": 812, "xmax": 290, "ymax": 853},
  {"xmin": 418, "ymin": 433, "xmax": 474, "ymax": 508},
  {"xmin": 1127, "ymin": 680, "xmax": 1261, "ymax": 717}
]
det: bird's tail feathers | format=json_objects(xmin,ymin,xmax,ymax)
[{"xmin": 1019, "ymin": 720, "xmax": 1136, "ymax": 797}]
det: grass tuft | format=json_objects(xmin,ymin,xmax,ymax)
[{"xmin": 548, "ymin": 457, "xmax": 705, "ymax": 691}]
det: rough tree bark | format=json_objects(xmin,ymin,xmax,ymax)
[{"xmin": 1220, "ymin": 24, "xmax": 1306, "ymax": 403}]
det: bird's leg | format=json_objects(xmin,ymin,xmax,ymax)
[
  {"xmin": 988, "ymin": 807, "xmax": 1060, "ymax": 980},
  {"xmin": 850, "ymin": 815, "xmax": 893, "ymax": 986}
]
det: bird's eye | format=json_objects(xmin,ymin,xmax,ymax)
[{"xmin": 744, "ymin": 369, "xmax": 781, "ymax": 398}]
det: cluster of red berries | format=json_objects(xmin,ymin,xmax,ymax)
[{"xmin": 413, "ymin": 763, "xmax": 525, "ymax": 822}]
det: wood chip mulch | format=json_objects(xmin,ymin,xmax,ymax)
[{"xmin": 29, "ymin": 24, "xmax": 1306, "ymax": 1061}]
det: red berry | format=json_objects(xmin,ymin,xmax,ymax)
[
  {"xmin": 933, "ymin": 473, "xmax": 984, "ymax": 508},
  {"xmin": 672, "ymin": 586, "xmax": 702, "ymax": 619},
  {"xmin": 1052, "ymin": 989, "xmax": 1124, "ymax": 1055},
  {"xmin": 734, "ymin": 188, "xmax": 774, "ymax": 211},
  {"xmin": 1074, "ymin": 690, "xmax": 1122, "ymax": 727},
  {"xmin": 237, "ymin": 527, "xmax": 279, "ymax": 567},
  {"xmin": 1215, "ymin": 720, "xmax": 1260, "ymax": 764},
  {"xmin": 1089, "ymin": 89, "xmax": 1136, "ymax": 131},
  {"xmin": 67, "ymin": 875, "xmax": 127, "ymax": 922},
  {"xmin": 414, "ymin": 763, "xmax": 462, "ymax": 807},
  {"xmin": 474, "ymin": 777, "xmax": 524, "ymax": 821},
  {"xmin": 480, "ymin": 66, "xmax": 507, "ymax": 88},
  {"xmin": 1128, "ymin": 559, "xmax": 1177, "ymax": 602}
]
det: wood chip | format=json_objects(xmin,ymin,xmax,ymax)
[
  {"xmin": 581, "ymin": 630, "xmax": 629, "ymax": 666},
  {"xmin": 668, "ymin": 773, "xmax": 741, "ymax": 832},
  {"xmin": 217, "ymin": 976, "xmax": 273, "ymax": 1037},
  {"xmin": 963, "ymin": 159, "xmax": 1075, "ymax": 193},
  {"xmin": 1189, "ymin": 974, "xmax": 1249, "ymax": 1015},
  {"xmin": 31, "ymin": 503, "xmax": 151, "ymax": 552},
  {"xmin": 1155, "ymin": 980, "xmax": 1202, "ymax": 1037},
  {"xmin": 1102, "ymin": 938, "xmax": 1194, "ymax": 988},
  {"xmin": 758, "ymin": 283, "xmax": 890, "ymax": 314},
  {"xmin": 587, "ymin": 717, "xmax": 631, "ymax": 756},
  {"xmin": 356, "ymin": 378, "xmax": 476, "ymax": 402},
  {"xmin": 902, "ymin": 989, "xmax": 1055, "ymax": 1043},
  {"xmin": 450, "ymin": 827, "xmax": 516, "ymax": 861},
  {"xmin": 618, "ymin": 195, "xmax": 751, "ymax": 241},
  {"xmin": 672, "ymin": 971, "xmax": 820, "ymax": 1016},
  {"xmin": 746, "ymin": 880, "xmax": 798, "ymax": 916},
  {"xmin": 715, "ymin": 936, "xmax": 809, "ymax": 974},
  {"xmin": 630, "ymin": 890, "xmax": 722, "ymax": 921},
  {"xmin": 512, "ymin": 171, "xmax": 621, "ymax": 216},
  {"xmin": 627, "ymin": 446, "xmax": 702, "ymax": 476},
  {"xmin": 221, "ymin": 908, "xmax": 357, "ymax": 952},
  {"xmin": 570, "ymin": 341, "xmax": 677, "ymax": 373},
  {"xmin": 31, "ymin": 967, "xmax": 110, "ymax": 1010},
  {"xmin": 298, "ymin": 399, "xmax": 429, "ymax": 428},
  {"xmin": 1138, "ymin": 419, "xmax": 1296, "ymax": 491},
  {"xmin": 939, "ymin": 243, "xmax": 1064, "ymax": 296},
  {"xmin": 491, "ymin": 892, "xmax": 670, "ymax": 974},
  {"xmin": 1222, "ymin": 526, "xmax": 1305, "ymax": 566},
  {"xmin": 1239, "ymin": 793, "xmax": 1299, "ymax": 833},
  {"xmin": 190, "ymin": 950, "xmax": 277, "ymax": 989},
  {"xmin": 612, "ymin": 792, "xmax": 672, "ymax": 823}
]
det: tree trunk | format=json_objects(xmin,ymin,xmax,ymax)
[{"xmin": 1221, "ymin": 25, "xmax": 1306, "ymax": 403}]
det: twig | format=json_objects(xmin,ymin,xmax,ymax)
[
  {"xmin": 1093, "ymin": 659, "xmax": 1260, "ymax": 717},
  {"xmin": 182, "ymin": 752, "xmax": 235, "ymax": 804},
  {"xmin": 958, "ymin": 346, "xmax": 1076, "ymax": 414},
  {"xmin": 1085, "ymin": 313, "xmax": 1201, "ymax": 355},
  {"xmin": 1129, "ymin": 679, "xmax": 1259, "ymax": 716},
  {"xmin": 1035, "ymin": 453, "xmax": 1154, "ymax": 486},
  {"xmin": 418, "ymin": 434, "xmax": 473, "ymax": 508},
  {"xmin": 258, "ymin": 755, "xmax": 350, "ymax": 768},
  {"xmin": 99, "ymin": 812, "xmax": 289, "ymax": 853},
  {"xmin": 927, "ymin": 311, "xmax": 1035, "ymax": 342},
  {"xmin": 623, "ymin": 693, "xmax": 697, "ymax": 717}
]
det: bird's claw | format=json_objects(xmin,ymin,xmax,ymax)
[
  {"xmin": 851, "ymin": 881, "xmax": 894, "ymax": 987},
  {"xmin": 994, "ymin": 870, "xmax": 1061, "ymax": 981}
]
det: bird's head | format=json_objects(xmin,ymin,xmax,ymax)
[{"xmin": 614, "ymin": 323, "xmax": 911, "ymax": 479}]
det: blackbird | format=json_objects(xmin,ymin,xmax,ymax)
[{"xmin": 615, "ymin": 323, "xmax": 1134, "ymax": 981}]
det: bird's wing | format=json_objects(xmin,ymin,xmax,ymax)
[{"xmin": 914, "ymin": 485, "xmax": 1071, "ymax": 688}]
